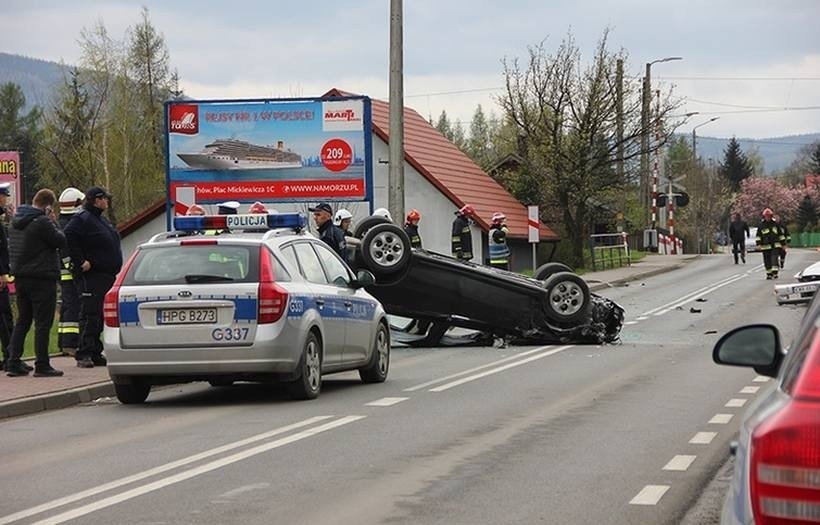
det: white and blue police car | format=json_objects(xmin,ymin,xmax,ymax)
[{"xmin": 103, "ymin": 212, "xmax": 390, "ymax": 404}]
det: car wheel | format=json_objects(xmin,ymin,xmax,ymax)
[
  {"xmin": 359, "ymin": 322, "xmax": 390, "ymax": 383},
  {"xmin": 208, "ymin": 379, "xmax": 234, "ymax": 387},
  {"xmin": 288, "ymin": 331, "xmax": 322, "ymax": 400},
  {"xmin": 542, "ymin": 271, "xmax": 591, "ymax": 325},
  {"xmin": 534, "ymin": 262, "xmax": 573, "ymax": 282},
  {"xmin": 114, "ymin": 380, "xmax": 151, "ymax": 405},
  {"xmin": 361, "ymin": 224, "xmax": 411, "ymax": 275},
  {"xmin": 353, "ymin": 216, "xmax": 392, "ymax": 239}
]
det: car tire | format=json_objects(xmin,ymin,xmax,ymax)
[
  {"xmin": 534, "ymin": 262, "xmax": 574, "ymax": 282},
  {"xmin": 114, "ymin": 380, "xmax": 151, "ymax": 405},
  {"xmin": 208, "ymin": 379, "xmax": 234, "ymax": 387},
  {"xmin": 288, "ymin": 331, "xmax": 322, "ymax": 400},
  {"xmin": 353, "ymin": 216, "xmax": 392, "ymax": 239},
  {"xmin": 542, "ymin": 271, "xmax": 591, "ymax": 325},
  {"xmin": 361, "ymin": 224, "xmax": 411, "ymax": 276},
  {"xmin": 359, "ymin": 322, "xmax": 390, "ymax": 383}
]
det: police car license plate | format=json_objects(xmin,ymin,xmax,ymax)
[
  {"xmin": 794, "ymin": 284, "xmax": 818, "ymax": 294},
  {"xmin": 157, "ymin": 308, "xmax": 217, "ymax": 325}
]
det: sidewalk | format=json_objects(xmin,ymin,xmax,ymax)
[{"xmin": 0, "ymin": 253, "xmax": 698, "ymax": 421}]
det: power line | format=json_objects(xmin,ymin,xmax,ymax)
[
  {"xmin": 692, "ymin": 136, "xmax": 816, "ymax": 147},
  {"xmin": 692, "ymin": 106, "xmax": 820, "ymax": 115},
  {"xmin": 660, "ymin": 76, "xmax": 820, "ymax": 81}
]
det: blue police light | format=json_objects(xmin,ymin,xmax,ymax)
[
  {"xmin": 265, "ymin": 212, "xmax": 308, "ymax": 230},
  {"xmin": 173, "ymin": 213, "xmax": 307, "ymax": 232}
]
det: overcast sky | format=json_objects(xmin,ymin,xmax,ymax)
[{"xmin": 2, "ymin": 0, "xmax": 819, "ymax": 140}]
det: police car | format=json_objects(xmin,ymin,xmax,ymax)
[
  {"xmin": 103, "ymin": 212, "xmax": 390, "ymax": 404},
  {"xmin": 775, "ymin": 260, "xmax": 820, "ymax": 305}
]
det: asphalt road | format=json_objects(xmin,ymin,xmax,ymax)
[{"xmin": 0, "ymin": 251, "xmax": 815, "ymax": 525}]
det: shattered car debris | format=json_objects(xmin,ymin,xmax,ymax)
[
  {"xmin": 775, "ymin": 260, "xmax": 820, "ymax": 305},
  {"xmin": 347, "ymin": 218, "xmax": 624, "ymax": 345}
]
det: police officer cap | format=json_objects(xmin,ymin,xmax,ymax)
[
  {"xmin": 217, "ymin": 200, "xmax": 240, "ymax": 215},
  {"xmin": 0, "ymin": 183, "xmax": 11, "ymax": 197},
  {"xmin": 309, "ymin": 202, "xmax": 333, "ymax": 214},
  {"xmin": 86, "ymin": 186, "xmax": 111, "ymax": 200}
]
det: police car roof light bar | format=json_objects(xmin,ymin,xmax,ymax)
[{"xmin": 173, "ymin": 213, "xmax": 307, "ymax": 233}]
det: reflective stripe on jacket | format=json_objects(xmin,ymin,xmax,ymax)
[{"xmin": 488, "ymin": 225, "xmax": 510, "ymax": 264}]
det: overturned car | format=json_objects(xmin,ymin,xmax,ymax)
[{"xmin": 346, "ymin": 218, "xmax": 625, "ymax": 345}]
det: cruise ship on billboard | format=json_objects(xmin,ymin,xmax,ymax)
[{"xmin": 177, "ymin": 139, "xmax": 302, "ymax": 170}]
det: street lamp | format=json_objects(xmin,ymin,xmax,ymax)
[
  {"xmin": 641, "ymin": 56, "xmax": 682, "ymax": 233},
  {"xmin": 692, "ymin": 117, "xmax": 720, "ymax": 159}
]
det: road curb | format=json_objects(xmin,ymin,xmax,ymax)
[
  {"xmin": 0, "ymin": 381, "xmax": 115, "ymax": 421},
  {"xmin": 586, "ymin": 256, "xmax": 701, "ymax": 292}
]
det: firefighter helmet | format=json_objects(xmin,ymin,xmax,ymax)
[
  {"xmin": 373, "ymin": 207, "xmax": 393, "ymax": 222},
  {"xmin": 334, "ymin": 208, "xmax": 353, "ymax": 226},
  {"xmin": 491, "ymin": 212, "xmax": 506, "ymax": 224},
  {"xmin": 457, "ymin": 204, "xmax": 475, "ymax": 217},
  {"xmin": 186, "ymin": 204, "xmax": 206, "ymax": 216},
  {"xmin": 762, "ymin": 208, "xmax": 774, "ymax": 217},
  {"xmin": 59, "ymin": 187, "xmax": 85, "ymax": 214},
  {"xmin": 406, "ymin": 209, "xmax": 421, "ymax": 222},
  {"xmin": 248, "ymin": 201, "xmax": 268, "ymax": 214}
]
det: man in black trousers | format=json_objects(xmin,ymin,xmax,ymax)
[
  {"xmin": 64, "ymin": 186, "xmax": 123, "ymax": 368},
  {"xmin": 0, "ymin": 183, "xmax": 15, "ymax": 371}
]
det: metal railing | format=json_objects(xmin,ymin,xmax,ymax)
[{"xmin": 589, "ymin": 232, "xmax": 631, "ymax": 271}]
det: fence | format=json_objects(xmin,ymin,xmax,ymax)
[
  {"xmin": 658, "ymin": 233, "xmax": 684, "ymax": 255},
  {"xmin": 790, "ymin": 232, "xmax": 820, "ymax": 248},
  {"xmin": 589, "ymin": 233, "xmax": 631, "ymax": 271}
]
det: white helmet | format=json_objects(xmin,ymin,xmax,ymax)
[
  {"xmin": 334, "ymin": 208, "xmax": 353, "ymax": 226},
  {"xmin": 59, "ymin": 187, "xmax": 85, "ymax": 214},
  {"xmin": 373, "ymin": 207, "xmax": 393, "ymax": 222}
]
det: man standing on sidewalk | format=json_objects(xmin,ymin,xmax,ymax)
[
  {"xmin": 65, "ymin": 187, "xmax": 122, "ymax": 369},
  {"xmin": 5, "ymin": 189, "xmax": 67, "ymax": 377},
  {"xmin": 0, "ymin": 183, "xmax": 14, "ymax": 371}
]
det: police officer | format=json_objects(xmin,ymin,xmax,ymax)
[
  {"xmin": 404, "ymin": 209, "xmax": 422, "ymax": 249},
  {"xmin": 217, "ymin": 201, "xmax": 240, "ymax": 215},
  {"xmin": 0, "ymin": 183, "xmax": 14, "ymax": 370},
  {"xmin": 310, "ymin": 202, "xmax": 346, "ymax": 261},
  {"xmin": 488, "ymin": 212, "xmax": 510, "ymax": 270},
  {"xmin": 451, "ymin": 204, "xmax": 475, "ymax": 261},
  {"xmin": 756, "ymin": 208, "xmax": 786, "ymax": 280},
  {"xmin": 57, "ymin": 187, "xmax": 85, "ymax": 357}
]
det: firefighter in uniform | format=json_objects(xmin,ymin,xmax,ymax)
[
  {"xmin": 774, "ymin": 214, "xmax": 790, "ymax": 269},
  {"xmin": 57, "ymin": 187, "xmax": 84, "ymax": 357},
  {"xmin": 756, "ymin": 208, "xmax": 786, "ymax": 280},
  {"xmin": 451, "ymin": 204, "xmax": 475, "ymax": 261},
  {"xmin": 488, "ymin": 212, "xmax": 510, "ymax": 270},
  {"xmin": 334, "ymin": 208, "xmax": 354, "ymax": 237},
  {"xmin": 404, "ymin": 209, "xmax": 422, "ymax": 249}
]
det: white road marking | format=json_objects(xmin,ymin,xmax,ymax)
[
  {"xmin": 31, "ymin": 416, "xmax": 366, "ymax": 525},
  {"xmin": 404, "ymin": 345, "xmax": 557, "ymax": 391},
  {"xmin": 430, "ymin": 346, "xmax": 574, "ymax": 392},
  {"xmin": 365, "ymin": 397, "xmax": 408, "ymax": 407},
  {"xmin": 709, "ymin": 414, "xmax": 733, "ymax": 424},
  {"xmin": 725, "ymin": 398, "xmax": 748, "ymax": 408},
  {"xmin": 636, "ymin": 316, "xmax": 649, "ymax": 321},
  {"xmin": 753, "ymin": 376, "xmax": 770, "ymax": 383},
  {"xmin": 640, "ymin": 274, "xmax": 744, "ymax": 317},
  {"xmin": 663, "ymin": 455, "xmax": 697, "ymax": 471},
  {"xmin": 625, "ymin": 321, "xmax": 639, "ymax": 325},
  {"xmin": 740, "ymin": 386, "xmax": 760, "ymax": 394},
  {"xmin": 652, "ymin": 275, "xmax": 747, "ymax": 316},
  {"xmin": 629, "ymin": 485, "xmax": 670, "ymax": 505},
  {"xmin": 689, "ymin": 432, "xmax": 717, "ymax": 445},
  {"xmin": 0, "ymin": 416, "xmax": 336, "ymax": 525}
]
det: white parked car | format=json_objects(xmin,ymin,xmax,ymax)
[
  {"xmin": 775, "ymin": 260, "xmax": 820, "ymax": 305},
  {"xmin": 744, "ymin": 227, "xmax": 758, "ymax": 254}
]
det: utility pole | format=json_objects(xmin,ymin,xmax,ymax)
[
  {"xmin": 388, "ymin": 0, "xmax": 405, "ymax": 222},
  {"xmin": 616, "ymin": 59, "xmax": 624, "ymax": 183},
  {"xmin": 692, "ymin": 116, "xmax": 720, "ymax": 159}
]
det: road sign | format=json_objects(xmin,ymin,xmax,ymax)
[{"xmin": 528, "ymin": 205, "xmax": 539, "ymax": 243}]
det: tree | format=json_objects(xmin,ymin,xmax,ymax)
[
  {"xmin": 796, "ymin": 194, "xmax": 818, "ymax": 232},
  {"xmin": 0, "ymin": 82, "xmax": 42, "ymax": 198},
  {"xmin": 496, "ymin": 29, "xmax": 683, "ymax": 266},
  {"xmin": 810, "ymin": 142, "xmax": 820, "ymax": 174},
  {"xmin": 732, "ymin": 177, "xmax": 802, "ymax": 224},
  {"xmin": 467, "ymin": 104, "xmax": 493, "ymax": 169},
  {"xmin": 719, "ymin": 137, "xmax": 754, "ymax": 191}
]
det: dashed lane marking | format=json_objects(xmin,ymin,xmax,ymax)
[
  {"xmin": 689, "ymin": 432, "xmax": 717, "ymax": 445},
  {"xmin": 662, "ymin": 455, "xmax": 697, "ymax": 471},
  {"xmin": 740, "ymin": 386, "xmax": 760, "ymax": 394},
  {"xmin": 709, "ymin": 414, "xmax": 733, "ymax": 424},
  {"xmin": 725, "ymin": 398, "xmax": 748, "ymax": 408},
  {"xmin": 629, "ymin": 485, "xmax": 670, "ymax": 505},
  {"xmin": 753, "ymin": 376, "xmax": 770, "ymax": 383},
  {"xmin": 624, "ymin": 321, "xmax": 639, "ymax": 325},
  {"xmin": 365, "ymin": 397, "xmax": 408, "ymax": 407}
]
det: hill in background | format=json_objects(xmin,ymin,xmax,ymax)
[{"xmin": 1, "ymin": 52, "xmax": 817, "ymax": 174}]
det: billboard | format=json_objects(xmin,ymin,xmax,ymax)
[
  {"xmin": 165, "ymin": 96, "xmax": 373, "ymax": 218},
  {"xmin": 0, "ymin": 151, "xmax": 22, "ymax": 207}
]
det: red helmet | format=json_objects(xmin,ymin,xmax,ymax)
[
  {"xmin": 249, "ymin": 201, "xmax": 268, "ymax": 214},
  {"xmin": 406, "ymin": 209, "xmax": 421, "ymax": 222},
  {"xmin": 762, "ymin": 208, "xmax": 774, "ymax": 217},
  {"xmin": 458, "ymin": 204, "xmax": 475, "ymax": 217},
  {"xmin": 491, "ymin": 212, "xmax": 506, "ymax": 223},
  {"xmin": 186, "ymin": 204, "xmax": 205, "ymax": 216}
]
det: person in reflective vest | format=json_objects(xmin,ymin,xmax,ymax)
[
  {"xmin": 404, "ymin": 209, "xmax": 422, "ymax": 249},
  {"xmin": 488, "ymin": 212, "xmax": 510, "ymax": 270},
  {"xmin": 451, "ymin": 204, "xmax": 475, "ymax": 261},
  {"xmin": 57, "ymin": 187, "xmax": 85, "ymax": 357},
  {"xmin": 774, "ymin": 214, "xmax": 790, "ymax": 269},
  {"xmin": 755, "ymin": 208, "xmax": 786, "ymax": 280}
]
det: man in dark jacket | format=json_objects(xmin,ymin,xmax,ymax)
[
  {"xmin": 451, "ymin": 204, "xmax": 475, "ymax": 261},
  {"xmin": 728, "ymin": 213, "xmax": 750, "ymax": 264},
  {"xmin": 0, "ymin": 183, "xmax": 15, "ymax": 371},
  {"xmin": 64, "ymin": 186, "xmax": 123, "ymax": 368},
  {"xmin": 309, "ymin": 202, "xmax": 347, "ymax": 261},
  {"xmin": 5, "ymin": 189, "xmax": 67, "ymax": 377}
]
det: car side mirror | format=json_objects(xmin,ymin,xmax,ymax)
[
  {"xmin": 712, "ymin": 324, "xmax": 783, "ymax": 378},
  {"xmin": 351, "ymin": 269, "xmax": 376, "ymax": 288}
]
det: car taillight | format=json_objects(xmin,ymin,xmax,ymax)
[
  {"xmin": 750, "ymin": 331, "xmax": 820, "ymax": 524},
  {"xmin": 258, "ymin": 248, "xmax": 287, "ymax": 324},
  {"xmin": 104, "ymin": 251, "xmax": 139, "ymax": 328}
]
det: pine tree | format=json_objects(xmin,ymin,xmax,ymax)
[
  {"xmin": 719, "ymin": 137, "xmax": 754, "ymax": 191},
  {"xmin": 809, "ymin": 142, "xmax": 820, "ymax": 174},
  {"xmin": 796, "ymin": 195, "xmax": 818, "ymax": 232}
]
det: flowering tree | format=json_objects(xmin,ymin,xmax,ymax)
[{"xmin": 732, "ymin": 177, "xmax": 805, "ymax": 224}]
